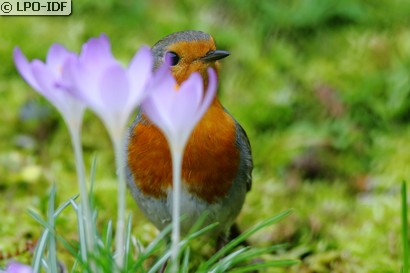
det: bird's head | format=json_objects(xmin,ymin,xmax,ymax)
[{"xmin": 152, "ymin": 30, "xmax": 229, "ymax": 85}]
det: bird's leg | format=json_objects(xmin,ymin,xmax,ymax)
[
  {"xmin": 227, "ymin": 222, "xmax": 250, "ymax": 247},
  {"xmin": 158, "ymin": 259, "xmax": 168, "ymax": 273},
  {"xmin": 216, "ymin": 223, "xmax": 250, "ymax": 252},
  {"xmin": 216, "ymin": 233, "xmax": 228, "ymax": 252},
  {"xmin": 217, "ymin": 223, "xmax": 260, "ymax": 273}
]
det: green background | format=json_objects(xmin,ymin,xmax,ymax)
[{"xmin": 1, "ymin": 0, "xmax": 410, "ymax": 271}]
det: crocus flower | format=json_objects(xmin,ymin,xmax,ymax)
[
  {"xmin": 142, "ymin": 66, "xmax": 217, "ymax": 151},
  {"xmin": 13, "ymin": 45, "xmax": 86, "ymax": 129},
  {"xmin": 64, "ymin": 33, "xmax": 153, "ymax": 140},
  {"xmin": 141, "ymin": 66, "xmax": 217, "ymax": 270},
  {"xmin": 14, "ymin": 45, "xmax": 94, "ymax": 260},
  {"xmin": 3, "ymin": 262, "xmax": 32, "ymax": 273},
  {"xmin": 63, "ymin": 34, "xmax": 154, "ymax": 267}
]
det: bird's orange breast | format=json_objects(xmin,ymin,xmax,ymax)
[{"xmin": 127, "ymin": 99, "xmax": 239, "ymax": 203}]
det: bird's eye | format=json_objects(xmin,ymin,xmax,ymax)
[{"xmin": 165, "ymin": 51, "xmax": 180, "ymax": 66}]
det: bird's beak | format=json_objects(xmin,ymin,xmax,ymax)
[{"xmin": 200, "ymin": 50, "xmax": 230, "ymax": 62}]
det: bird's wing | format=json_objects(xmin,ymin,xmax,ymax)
[{"xmin": 235, "ymin": 121, "xmax": 253, "ymax": 192}]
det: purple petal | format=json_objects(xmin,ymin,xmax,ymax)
[
  {"xmin": 196, "ymin": 68, "xmax": 217, "ymax": 122},
  {"xmin": 57, "ymin": 54, "xmax": 78, "ymax": 91},
  {"xmin": 80, "ymin": 33, "xmax": 115, "ymax": 67},
  {"xmin": 62, "ymin": 57, "xmax": 99, "ymax": 104},
  {"xmin": 128, "ymin": 46, "xmax": 153, "ymax": 92},
  {"xmin": 46, "ymin": 43, "xmax": 72, "ymax": 72},
  {"xmin": 141, "ymin": 70, "xmax": 176, "ymax": 134},
  {"xmin": 13, "ymin": 47, "xmax": 40, "ymax": 91},
  {"xmin": 31, "ymin": 58, "xmax": 83, "ymax": 116},
  {"xmin": 141, "ymin": 93, "xmax": 174, "ymax": 140},
  {"xmin": 141, "ymin": 95, "xmax": 165, "ymax": 129},
  {"xmin": 30, "ymin": 60, "xmax": 56, "ymax": 99},
  {"xmin": 142, "ymin": 66, "xmax": 217, "ymax": 150},
  {"xmin": 31, "ymin": 60, "xmax": 75, "ymax": 116},
  {"xmin": 179, "ymin": 72, "xmax": 202, "ymax": 106},
  {"xmin": 60, "ymin": 57, "xmax": 84, "ymax": 100},
  {"xmin": 155, "ymin": 77, "xmax": 178, "ymax": 116},
  {"xmin": 170, "ymin": 73, "xmax": 203, "ymax": 132},
  {"xmin": 147, "ymin": 65, "xmax": 177, "ymax": 112},
  {"xmin": 99, "ymin": 64, "xmax": 130, "ymax": 110},
  {"xmin": 6, "ymin": 262, "xmax": 32, "ymax": 273},
  {"xmin": 151, "ymin": 63, "xmax": 173, "ymax": 87}
]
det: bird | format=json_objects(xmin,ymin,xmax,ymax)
[{"xmin": 126, "ymin": 30, "xmax": 252, "ymax": 247}]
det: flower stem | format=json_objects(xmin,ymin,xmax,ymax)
[
  {"xmin": 68, "ymin": 124, "xmax": 95, "ymax": 261},
  {"xmin": 170, "ymin": 147, "xmax": 183, "ymax": 273},
  {"xmin": 113, "ymin": 135, "xmax": 126, "ymax": 269}
]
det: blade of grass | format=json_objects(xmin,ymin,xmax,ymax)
[
  {"xmin": 27, "ymin": 207, "xmax": 78, "ymax": 258},
  {"xmin": 71, "ymin": 257, "xmax": 79, "ymax": 273},
  {"xmin": 219, "ymin": 244, "xmax": 288, "ymax": 268},
  {"xmin": 28, "ymin": 195, "xmax": 77, "ymax": 230},
  {"xmin": 203, "ymin": 209, "xmax": 292, "ymax": 268},
  {"xmin": 148, "ymin": 223, "xmax": 220, "ymax": 273},
  {"xmin": 181, "ymin": 247, "xmax": 190, "ymax": 273},
  {"xmin": 41, "ymin": 258, "xmax": 48, "ymax": 269},
  {"xmin": 56, "ymin": 236, "xmax": 78, "ymax": 258},
  {"xmin": 129, "ymin": 225, "xmax": 172, "ymax": 272},
  {"xmin": 186, "ymin": 212, "xmax": 213, "ymax": 235},
  {"xmin": 47, "ymin": 184, "xmax": 58, "ymax": 273},
  {"xmin": 89, "ymin": 242, "xmax": 115, "ymax": 272},
  {"xmin": 124, "ymin": 215, "xmax": 133, "ymax": 271},
  {"xmin": 27, "ymin": 209, "xmax": 50, "ymax": 229},
  {"xmin": 227, "ymin": 259, "xmax": 299, "ymax": 273},
  {"xmin": 141, "ymin": 224, "xmax": 172, "ymax": 257},
  {"xmin": 402, "ymin": 181, "xmax": 409, "ymax": 273},
  {"xmin": 104, "ymin": 220, "xmax": 113, "ymax": 250},
  {"xmin": 76, "ymin": 201, "xmax": 88, "ymax": 263},
  {"xmin": 134, "ymin": 237, "xmax": 143, "ymax": 258},
  {"xmin": 32, "ymin": 229, "xmax": 50, "ymax": 273},
  {"xmin": 209, "ymin": 248, "xmax": 248, "ymax": 273},
  {"xmin": 147, "ymin": 248, "xmax": 173, "ymax": 273},
  {"xmin": 68, "ymin": 197, "xmax": 87, "ymax": 261},
  {"xmin": 210, "ymin": 245, "xmax": 294, "ymax": 273},
  {"xmin": 54, "ymin": 194, "xmax": 79, "ymax": 218},
  {"xmin": 180, "ymin": 222, "xmax": 219, "ymax": 245}
]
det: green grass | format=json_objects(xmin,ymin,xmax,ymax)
[
  {"xmin": 27, "ymin": 182, "xmax": 295, "ymax": 272},
  {"xmin": 402, "ymin": 182, "xmax": 409, "ymax": 273},
  {"xmin": 1, "ymin": 0, "xmax": 410, "ymax": 271}
]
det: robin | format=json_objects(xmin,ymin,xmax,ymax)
[{"xmin": 126, "ymin": 30, "xmax": 252, "ymax": 247}]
